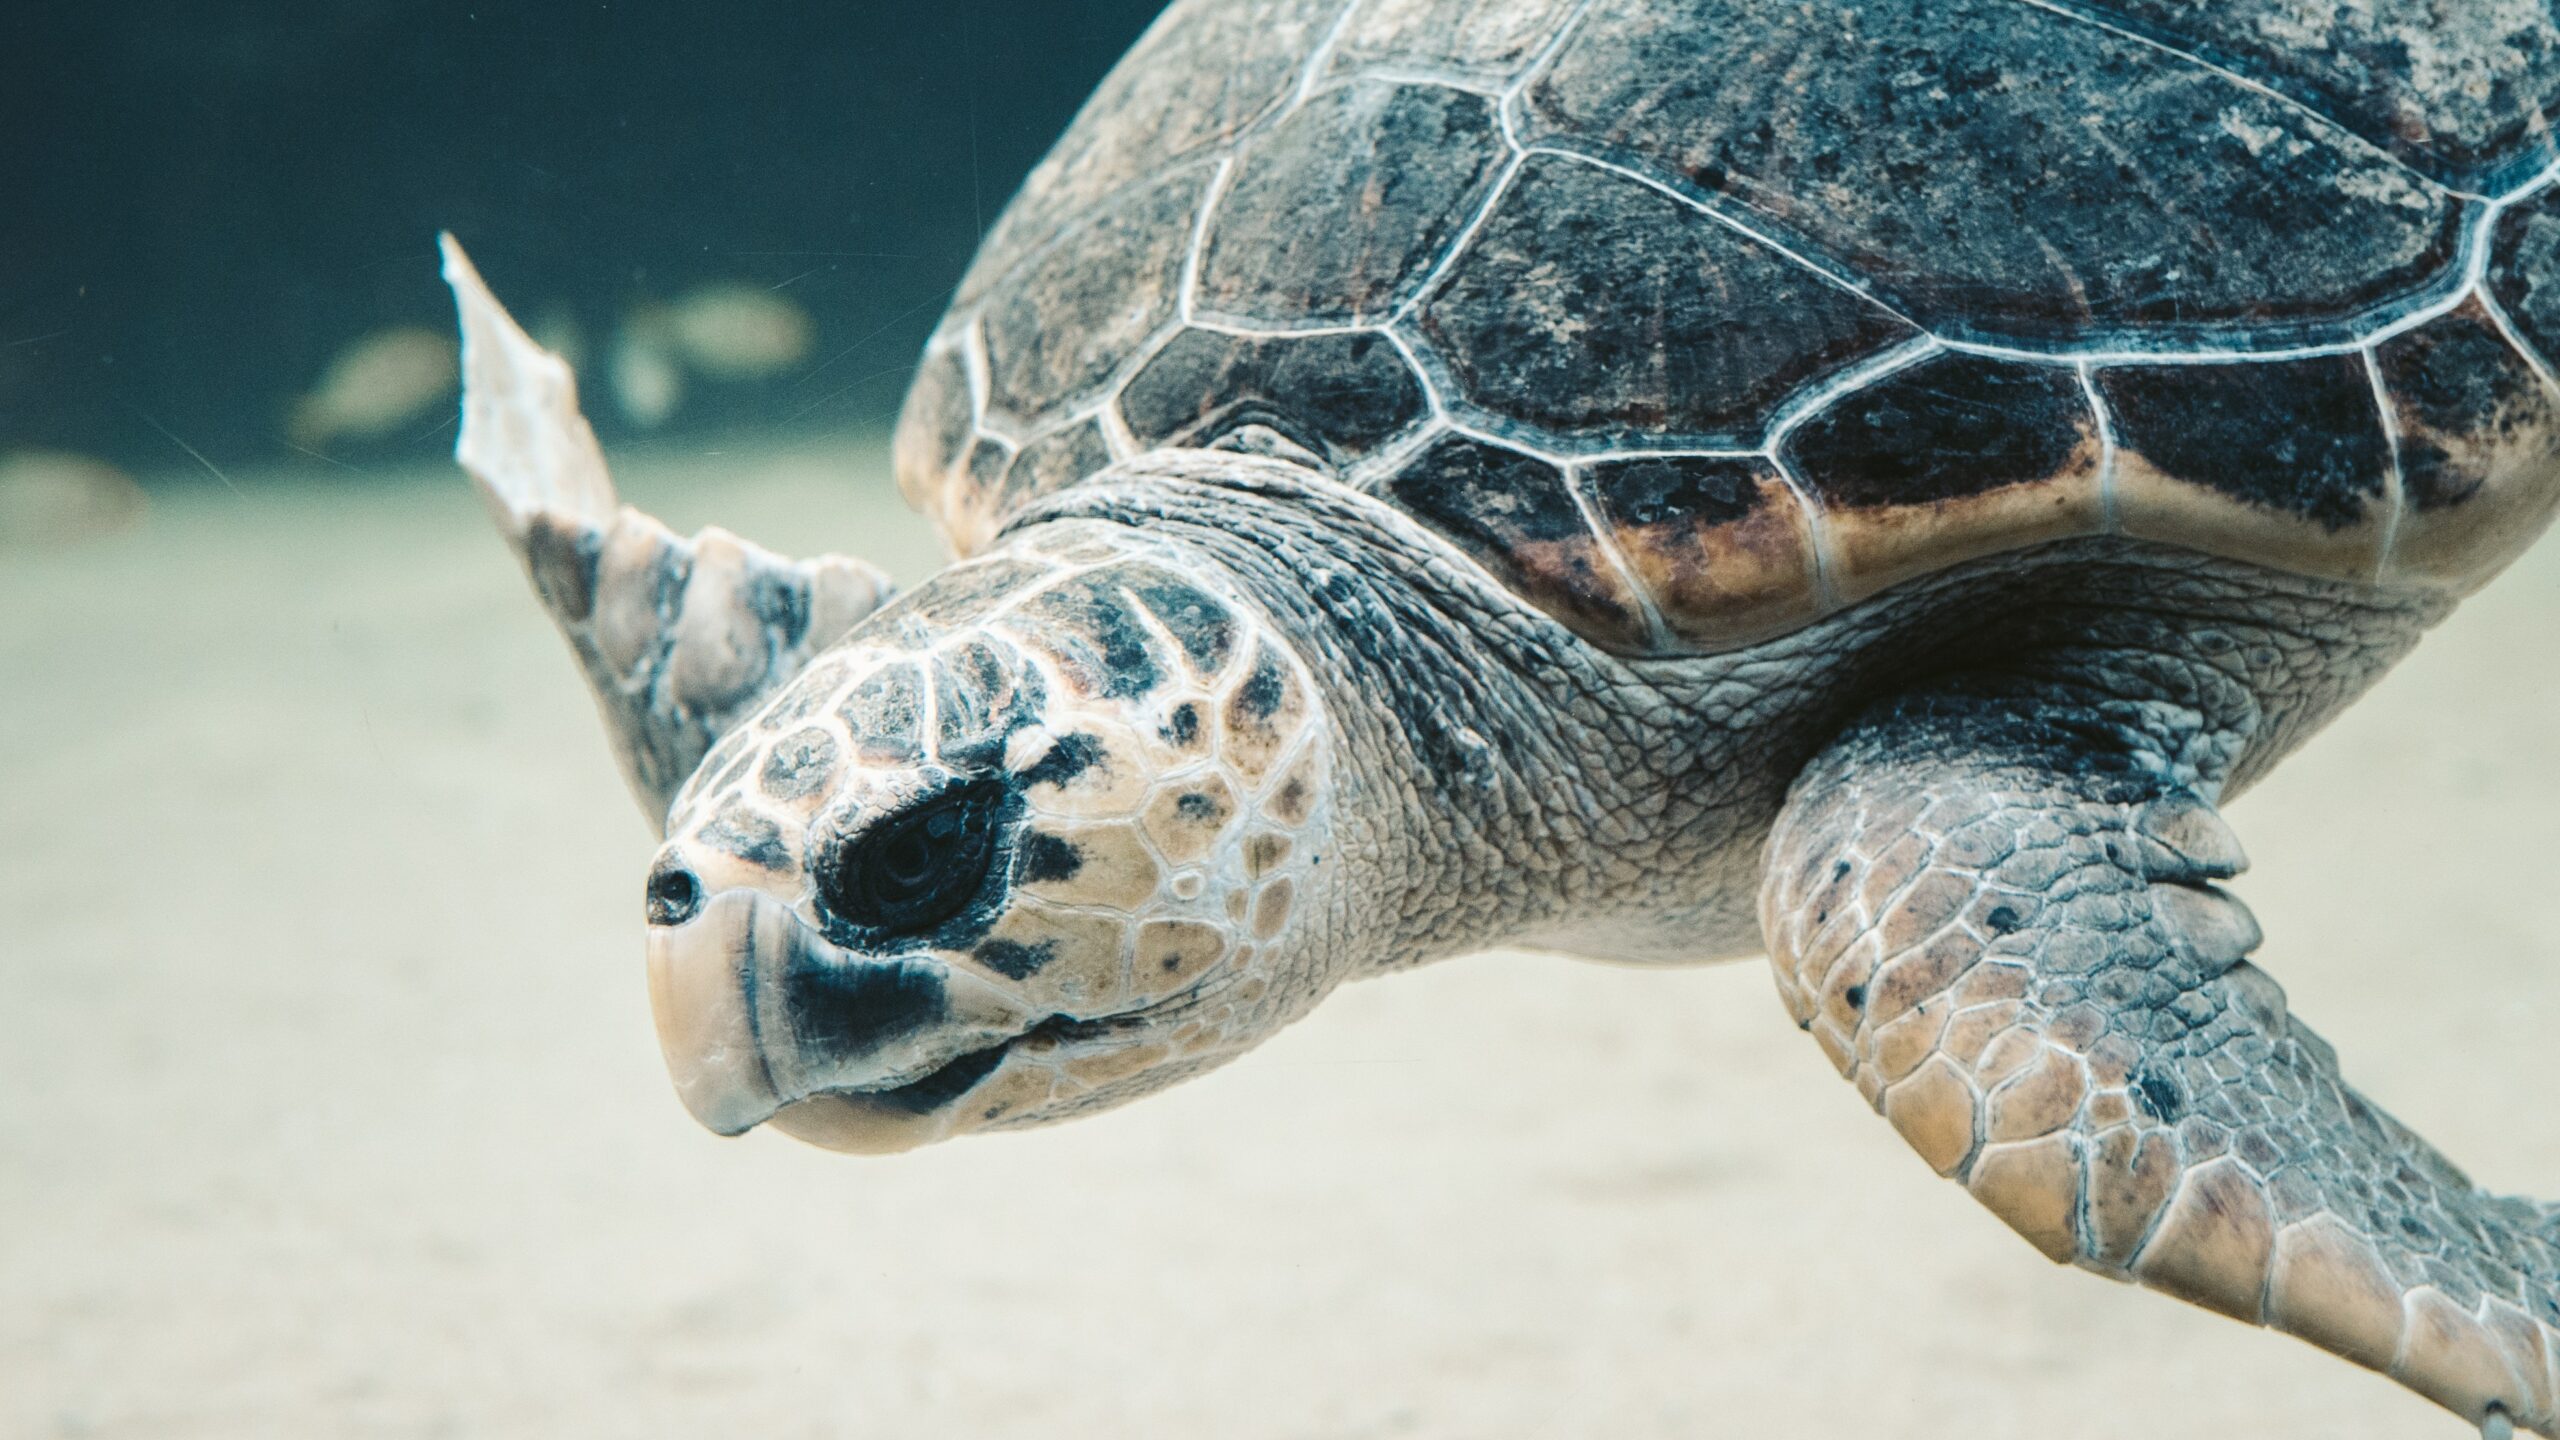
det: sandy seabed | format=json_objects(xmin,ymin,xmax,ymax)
[{"xmin": 3, "ymin": 437, "xmax": 2555, "ymax": 1438}]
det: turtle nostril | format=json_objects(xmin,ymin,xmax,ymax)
[{"xmin": 645, "ymin": 861, "xmax": 703, "ymax": 926}]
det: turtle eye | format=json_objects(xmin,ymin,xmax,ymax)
[{"xmin": 820, "ymin": 782, "xmax": 1003, "ymax": 935}]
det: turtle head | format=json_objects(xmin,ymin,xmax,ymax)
[{"xmin": 641, "ymin": 526, "xmax": 1336, "ymax": 1153}]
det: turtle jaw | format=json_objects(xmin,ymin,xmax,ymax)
[{"xmin": 644, "ymin": 888, "xmax": 1038, "ymax": 1149}]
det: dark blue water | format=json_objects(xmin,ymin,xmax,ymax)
[{"xmin": 0, "ymin": 2, "xmax": 1162, "ymax": 474}]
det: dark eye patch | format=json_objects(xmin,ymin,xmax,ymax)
[{"xmin": 817, "ymin": 781, "xmax": 1006, "ymax": 936}]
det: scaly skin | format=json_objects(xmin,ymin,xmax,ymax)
[{"xmin": 1763, "ymin": 676, "xmax": 2560, "ymax": 1437}]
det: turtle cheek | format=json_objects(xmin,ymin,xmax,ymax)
[{"xmin": 961, "ymin": 897, "xmax": 1130, "ymax": 1011}]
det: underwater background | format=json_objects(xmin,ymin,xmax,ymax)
[
  {"xmin": 2, "ymin": 6, "xmax": 2555, "ymax": 1437},
  {"xmin": 3, "ymin": 0, "xmax": 1159, "ymax": 477}
]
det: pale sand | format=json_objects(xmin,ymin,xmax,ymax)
[{"xmin": 2, "ymin": 439, "xmax": 2553, "ymax": 1438}]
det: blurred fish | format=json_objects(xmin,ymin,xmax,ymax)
[
  {"xmin": 661, "ymin": 283, "xmax": 813, "ymax": 378},
  {"xmin": 610, "ymin": 325, "xmax": 683, "ymax": 429},
  {"xmin": 287, "ymin": 326, "xmax": 458, "ymax": 450},
  {"xmin": 0, "ymin": 450, "xmax": 147, "ymax": 547}
]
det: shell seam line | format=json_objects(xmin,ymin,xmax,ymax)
[
  {"xmin": 2360, "ymin": 345, "xmax": 2407, "ymax": 584},
  {"xmin": 1289, "ymin": 0, "xmax": 1365, "ymax": 109},
  {"xmin": 1182, "ymin": 317, "xmax": 1390, "ymax": 341},
  {"xmin": 1317, "ymin": 64, "xmax": 1505, "ymax": 100},
  {"xmin": 1771, "ymin": 449, "xmax": 1844, "ymax": 622},
  {"xmin": 1060, "ymin": 318, "xmax": 1189, "ymax": 450},
  {"xmin": 1389, "ymin": 148, "xmax": 1530, "ymax": 329},
  {"xmin": 959, "ymin": 320, "xmax": 994, "ymax": 469},
  {"xmin": 1497, "ymin": 0, "xmax": 1604, "ymax": 150},
  {"xmin": 1553, "ymin": 451, "xmax": 1675, "ymax": 652},
  {"xmin": 1528, "ymin": 143, "xmax": 1924, "ymax": 328},
  {"xmin": 1378, "ymin": 326, "xmax": 1451, "ymax": 433},
  {"xmin": 2006, "ymin": 0, "xmax": 2481, "ymax": 202},
  {"xmin": 1175, "ymin": 157, "xmax": 1237, "ymax": 326},
  {"xmin": 2077, "ymin": 361, "xmax": 2122, "ymax": 531},
  {"xmin": 2476, "ymin": 287, "xmax": 2560, "ymax": 400},
  {"xmin": 1760, "ymin": 336, "xmax": 1945, "ymax": 454}
]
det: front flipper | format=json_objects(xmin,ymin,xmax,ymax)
[
  {"xmin": 440, "ymin": 236, "xmax": 892, "ymax": 829},
  {"xmin": 1762, "ymin": 682, "xmax": 2558, "ymax": 1437}
]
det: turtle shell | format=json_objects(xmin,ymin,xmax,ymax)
[{"xmin": 894, "ymin": 0, "xmax": 2560, "ymax": 654}]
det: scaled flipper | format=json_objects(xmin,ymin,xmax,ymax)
[
  {"xmin": 441, "ymin": 235, "xmax": 892, "ymax": 829},
  {"xmin": 1762, "ymin": 682, "xmax": 2559, "ymax": 1437}
]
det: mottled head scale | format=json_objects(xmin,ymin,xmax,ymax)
[{"xmin": 647, "ymin": 522, "xmax": 1332, "ymax": 1152}]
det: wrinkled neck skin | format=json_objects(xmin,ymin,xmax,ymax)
[{"xmin": 1017, "ymin": 454, "xmax": 1772, "ymax": 973}]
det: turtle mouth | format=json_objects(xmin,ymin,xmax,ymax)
[
  {"xmin": 647, "ymin": 883, "xmax": 1200, "ymax": 1154},
  {"xmin": 819, "ymin": 1011, "xmax": 1108, "ymax": 1115},
  {"xmin": 764, "ymin": 1012, "xmax": 1143, "ymax": 1154}
]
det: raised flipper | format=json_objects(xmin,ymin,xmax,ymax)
[
  {"xmin": 1761, "ymin": 680, "xmax": 2558, "ymax": 1437},
  {"xmin": 440, "ymin": 235, "xmax": 892, "ymax": 829}
]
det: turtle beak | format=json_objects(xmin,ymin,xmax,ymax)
[
  {"xmin": 643, "ymin": 867, "xmax": 1039, "ymax": 1151},
  {"xmin": 644, "ymin": 889, "xmax": 786, "ymax": 1136}
]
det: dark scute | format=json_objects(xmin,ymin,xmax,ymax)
[
  {"xmin": 957, "ymin": 0, "xmax": 1335, "ymax": 306},
  {"xmin": 2490, "ymin": 188, "xmax": 2560, "ymax": 383},
  {"xmin": 1016, "ymin": 831, "xmax": 1086, "ymax": 885},
  {"xmin": 892, "ymin": 346, "xmax": 973, "ymax": 497},
  {"xmin": 983, "ymin": 166, "xmax": 1207, "ymax": 420},
  {"xmin": 2098, "ymin": 356, "xmax": 2390, "ymax": 529},
  {"xmin": 701, "ymin": 801, "xmax": 792, "ymax": 872},
  {"xmin": 1384, "ymin": 434, "xmax": 1588, "ymax": 545},
  {"xmin": 839, "ymin": 662, "xmax": 926, "ymax": 765},
  {"xmin": 1784, "ymin": 352, "xmax": 2093, "ymax": 508},
  {"xmin": 972, "ymin": 939, "xmax": 1056, "ymax": 981},
  {"xmin": 783, "ymin": 954, "xmax": 947, "ymax": 1063},
  {"xmin": 1120, "ymin": 565, "xmax": 1240, "ymax": 676},
  {"xmin": 2375, "ymin": 303, "xmax": 2560, "ymax": 511},
  {"xmin": 1163, "ymin": 702, "xmax": 1202, "ymax": 747},
  {"xmin": 1195, "ymin": 81, "xmax": 1508, "ymax": 325},
  {"xmin": 2075, "ymin": 0, "xmax": 2560, "ymax": 186},
  {"xmin": 1420, "ymin": 154, "xmax": 1915, "ymax": 444},
  {"xmin": 1017, "ymin": 731, "xmax": 1104, "ymax": 790},
  {"xmin": 1378, "ymin": 434, "xmax": 1644, "ymax": 639},
  {"xmin": 996, "ymin": 422, "xmax": 1115, "ymax": 517},
  {"xmin": 1119, "ymin": 327, "xmax": 1427, "ymax": 466},
  {"xmin": 759, "ymin": 727, "xmax": 841, "ymax": 802},
  {"xmin": 1525, "ymin": 0, "xmax": 2461, "ymax": 342},
  {"xmin": 1013, "ymin": 570, "xmax": 1169, "ymax": 700},
  {"xmin": 1589, "ymin": 454, "xmax": 1773, "ymax": 530},
  {"xmin": 522, "ymin": 514, "xmax": 601, "ymax": 623}
]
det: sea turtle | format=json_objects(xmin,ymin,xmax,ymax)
[{"xmin": 441, "ymin": 0, "xmax": 2560, "ymax": 1431}]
